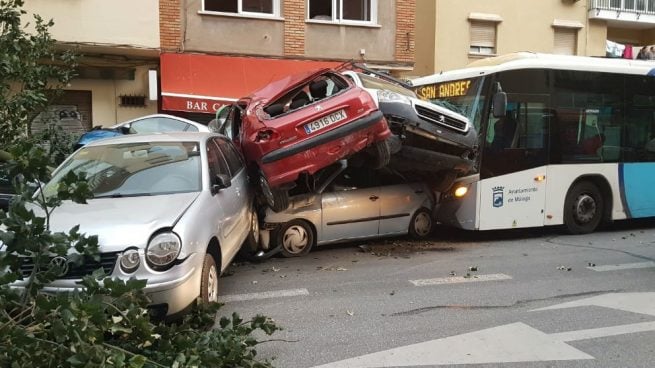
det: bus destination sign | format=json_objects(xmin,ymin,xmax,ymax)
[{"xmin": 416, "ymin": 80, "xmax": 472, "ymax": 100}]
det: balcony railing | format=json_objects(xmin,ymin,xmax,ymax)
[{"xmin": 590, "ymin": 0, "xmax": 655, "ymax": 15}]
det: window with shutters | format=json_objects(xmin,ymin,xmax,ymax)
[
  {"xmin": 469, "ymin": 21, "xmax": 496, "ymax": 55},
  {"xmin": 553, "ymin": 27, "xmax": 577, "ymax": 55}
]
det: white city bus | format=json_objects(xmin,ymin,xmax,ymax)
[{"xmin": 412, "ymin": 52, "xmax": 655, "ymax": 234}]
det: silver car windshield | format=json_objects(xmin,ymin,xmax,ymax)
[{"xmin": 44, "ymin": 141, "xmax": 202, "ymax": 198}]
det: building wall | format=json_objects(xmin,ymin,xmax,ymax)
[
  {"xmin": 416, "ymin": 0, "xmax": 607, "ymax": 74},
  {"xmin": 22, "ymin": 0, "xmax": 160, "ymax": 50},
  {"xmin": 304, "ymin": 1, "xmax": 397, "ymax": 62},
  {"xmin": 180, "ymin": 0, "xmax": 412, "ymax": 65},
  {"xmin": 412, "ymin": 0, "xmax": 436, "ymax": 77},
  {"xmin": 183, "ymin": 0, "xmax": 285, "ymax": 56},
  {"xmin": 66, "ymin": 66, "xmax": 158, "ymax": 126}
]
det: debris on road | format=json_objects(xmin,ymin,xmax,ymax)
[
  {"xmin": 346, "ymin": 310, "xmax": 354, "ymax": 316},
  {"xmin": 468, "ymin": 266, "xmax": 478, "ymax": 272},
  {"xmin": 557, "ymin": 265, "xmax": 572, "ymax": 271}
]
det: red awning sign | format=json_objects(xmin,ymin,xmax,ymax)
[{"xmin": 160, "ymin": 53, "xmax": 340, "ymax": 114}]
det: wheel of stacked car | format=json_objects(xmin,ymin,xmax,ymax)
[
  {"xmin": 238, "ymin": 206, "xmax": 261, "ymax": 261},
  {"xmin": 259, "ymin": 172, "xmax": 289, "ymax": 212},
  {"xmin": 200, "ymin": 254, "xmax": 219, "ymax": 303},
  {"xmin": 409, "ymin": 207, "xmax": 434, "ymax": 239},
  {"xmin": 369, "ymin": 139, "xmax": 391, "ymax": 169},
  {"xmin": 279, "ymin": 219, "xmax": 314, "ymax": 258}
]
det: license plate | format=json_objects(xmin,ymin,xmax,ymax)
[{"xmin": 304, "ymin": 110, "xmax": 347, "ymax": 134}]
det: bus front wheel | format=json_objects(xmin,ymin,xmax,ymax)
[{"xmin": 563, "ymin": 181, "xmax": 603, "ymax": 235}]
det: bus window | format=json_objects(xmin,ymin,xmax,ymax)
[
  {"xmin": 625, "ymin": 74, "xmax": 655, "ymax": 162},
  {"xmin": 415, "ymin": 76, "xmax": 488, "ymax": 133},
  {"xmin": 552, "ymin": 70, "xmax": 624, "ymax": 163},
  {"xmin": 481, "ymin": 69, "xmax": 550, "ymax": 178}
]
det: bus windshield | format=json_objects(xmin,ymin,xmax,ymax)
[{"xmin": 414, "ymin": 76, "xmax": 487, "ymax": 131}]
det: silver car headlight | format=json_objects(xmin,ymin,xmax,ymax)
[
  {"xmin": 146, "ymin": 232, "xmax": 181, "ymax": 271},
  {"xmin": 378, "ymin": 90, "xmax": 411, "ymax": 104},
  {"xmin": 119, "ymin": 248, "xmax": 140, "ymax": 273}
]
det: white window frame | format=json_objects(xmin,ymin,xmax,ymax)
[
  {"xmin": 201, "ymin": 0, "xmax": 281, "ymax": 19},
  {"xmin": 306, "ymin": 0, "xmax": 378, "ymax": 26}
]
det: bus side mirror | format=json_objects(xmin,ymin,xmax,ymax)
[{"xmin": 492, "ymin": 91, "xmax": 507, "ymax": 118}]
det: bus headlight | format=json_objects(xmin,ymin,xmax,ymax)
[{"xmin": 454, "ymin": 186, "xmax": 468, "ymax": 198}]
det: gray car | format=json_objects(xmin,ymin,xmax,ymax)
[
  {"xmin": 12, "ymin": 132, "xmax": 258, "ymax": 316},
  {"xmin": 261, "ymin": 165, "xmax": 435, "ymax": 257}
]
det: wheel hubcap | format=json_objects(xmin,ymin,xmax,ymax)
[
  {"xmin": 574, "ymin": 194, "xmax": 596, "ymax": 224},
  {"xmin": 282, "ymin": 225, "xmax": 309, "ymax": 254},
  {"xmin": 207, "ymin": 265, "xmax": 218, "ymax": 302},
  {"xmin": 414, "ymin": 212, "xmax": 432, "ymax": 237}
]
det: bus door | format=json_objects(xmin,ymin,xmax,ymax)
[{"xmin": 479, "ymin": 94, "xmax": 550, "ymax": 230}]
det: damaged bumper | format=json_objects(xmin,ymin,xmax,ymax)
[{"xmin": 379, "ymin": 100, "xmax": 477, "ymax": 153}]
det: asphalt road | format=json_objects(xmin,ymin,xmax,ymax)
[{"xmin": 218, "ymin": 220, "xmax": 655, "ymax": 368}]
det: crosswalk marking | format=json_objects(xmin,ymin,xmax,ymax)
[
  {"xmin": 410, "ymin": 273, "xmax": 512, "ymax": 286},
  {"xmin": 221, "ymin": 288, "xmax": 309, "ymax": 303},
  {"xmin": 587, "ymin": 261, "xmax": 655, "ymax": 272}
]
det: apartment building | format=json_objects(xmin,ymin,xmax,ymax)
[
  {"xmin": 22, "ymin": 0, "xmax": 161, "ymax": 131},
  {"xmin": 415, "ymin": 0, "xmax": 655, "ymax": 76},
  {"xmin": 21, "ymin": 1, "xmax": 415, "ymax": 129},
  {"xmin": 159, "ymin": 0, "xmax": 416, "ymax": 122}
]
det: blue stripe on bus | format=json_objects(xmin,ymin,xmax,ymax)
[
  {"xmin": 620, "ymin": 163, "xmax": 655, "ymax": 218},
  {"xmin": 648, "ymin": 68, "xmax": 655, "ymax": 77}
]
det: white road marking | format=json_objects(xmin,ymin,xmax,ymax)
[
  {"xmin": 220, "ymin": 288, "xmax": 309, "ymax": 303},
  {"xmin": 587, "ymin": 261, "xmax": 655, "ymax": 272},
  {"xmin": 314, "ymin": 292, "xmax": 655, "ymax": 367},
  {"xmin": 312, "ymin": 322, "xmax": 593, "ymax": 368},
  {"xmin": 410, "ymin": 273, "xmax": 512, "ymax": 286},
  {"xmin": 551, "ymin": 321, "xmax": 655, "ymax": 342},
  {"xmin": 531, "ymin": 292, "xmax": 655, "ymax": 317}
]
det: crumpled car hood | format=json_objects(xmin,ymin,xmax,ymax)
[{"xmin": 45, "ymin": 192, "xmax": 199, "ymax": 252}]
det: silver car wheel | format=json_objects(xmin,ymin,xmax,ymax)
[
  {"xmin": 251, "ymin": 209, "xmax": 260, "ymax": 243},
  {"xmin": 413, "ymin": 211, "xmax": 432, "ymax": 237},
  {"xmin": 282, "ymin": 225, "xmax": 310, "ymax": 255},
  {"xmin": 207, "ymin": 265, "xmax": 218, "ymax": 303}
]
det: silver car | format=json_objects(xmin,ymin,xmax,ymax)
[
  {"xmin": 74, "ymin": 114, "xmax": 213, "ymax": 149},
  {"xmin": 14, "ymin": 132, "xmax": 258, "ymax": 316},
  {"xmin": 261, "ymin": 165, "xmax": 435, "ymax": 257}
]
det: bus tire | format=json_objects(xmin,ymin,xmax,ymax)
[{"xmin": 563, "ymin": 181, "xmax": 603, "ymax": 235}]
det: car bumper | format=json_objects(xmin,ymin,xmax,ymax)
[
  {"xmin": 260, "ymin": 110, "xmax": 390, "ymax": 187},
  {"xmin": 12, "ymin": 253, "xmax": 203, "ymax": 316},
  {"xmin": 379, "ymin": 101, "xmax": 477, "ymax": 150}
]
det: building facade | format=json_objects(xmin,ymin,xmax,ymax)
[
  {"xmin": 22, "ymin": 0, "xmax": 416, "ymax": 129},
  {"xmin": 414, "ymin": 0, "xmax": 655, "ymax": 76},
  {"xmin": 158, "ymin": 0, "xmax": 416, "ymax": 121},
  {"xmin": 22, "ymin": 0, "xmax": 161, "ymax": 131}
]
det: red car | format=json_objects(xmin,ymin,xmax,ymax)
[{"xmin": 217, "ymin": 68, "xmax": 391, "ymax": 212}]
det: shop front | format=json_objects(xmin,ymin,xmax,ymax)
[{"xmin": 160, "ymin": 53, "xmax": 340, "ymax": 124}]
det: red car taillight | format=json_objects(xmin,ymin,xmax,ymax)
[{"xmin": 256, "ymin": 129, "xmax": 277, "ymax": 142}]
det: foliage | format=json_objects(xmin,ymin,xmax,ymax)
[
  {"xmin": 35, "ymin": 123, "xmax": 80, "ymax": 166},
  {"xmin": 0, "ymin": 141, "xmax": 279, "ymax": 368},
  {"xmin": 0, "ymin": 1, "xmax": 279, "ymax": 367},
  {"xmin": 0, "ymin": 0, "xmax": 77, "ymax": 147}
]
